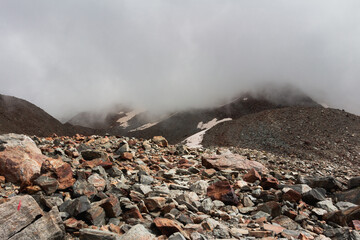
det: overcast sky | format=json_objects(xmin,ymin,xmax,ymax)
[{"xmin": 1, "ymin": 1, "xmax": 360, "ymax": 120}]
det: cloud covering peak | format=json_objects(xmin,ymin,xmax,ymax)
[{"xmin": 1, "ymin": 1, "xmax": 360, "ymax": 119}]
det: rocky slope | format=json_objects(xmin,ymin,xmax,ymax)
[
  {"xmin": 0, "ymin": 133, "xmax": 359, "ymax": 239},
  {"xmin": 202, "ymin": 107, "xmax": 360, "ymax": 166}
]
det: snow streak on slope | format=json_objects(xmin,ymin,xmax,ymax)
[
  {"xmin": 116, "ymin": 110, "xmax": 144, "ymax": 128},
  {"xmin": 184, "ymin": 118, "xmax": 232, "ymax": 148}
]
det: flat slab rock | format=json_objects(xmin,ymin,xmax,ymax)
[
  {"xmin": 202, "ymin": 151, "xmax": 267, "ymax": 172},
  {"xmin": 0, "ymin": 195, "xmax": 65, "ymax": 240}
]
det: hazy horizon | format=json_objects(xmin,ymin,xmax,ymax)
[{"xmin": 1, "ymin": 1, "xmax": 360, "ymax": 120}]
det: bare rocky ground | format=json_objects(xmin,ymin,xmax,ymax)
[{"xmin": 0, "ymin": 133, "xmax": 359, "ymax": 240}]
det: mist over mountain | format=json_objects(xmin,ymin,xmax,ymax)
[{"xmin": 1, "ymin": 1, "xmax": 360, "ymax": 119}]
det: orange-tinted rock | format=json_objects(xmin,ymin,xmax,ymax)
[
  {"xmin": 243, "ymin": 168, "xmax": 262, "ymax": 183},
  {"xmin": 207, "ymin": 180, "xmax": 239, "ymax": 205},
  {"xmin": 0, "ymin": 176, "xmax": 5, "ymax": 184},
  {"xmin": 152, "ymin": 136, "xmax": 168, "ymax": 147},
  {"xmin": 121, "ymin": 152, "xmax": 134, "ymax": 160},
  {"xmin": 80, "ymin": 158, "xmax": 113, "ymax": 169},
  {"xmin": 154, "ymin": 218, "xmax": 184, "ymax": 237},
  {"xmin": 41, "ymin": 157, "xmax": 75, "ymax": 189},
  {"xmin": 0, "ymin": 134, "xmax": 47, "ymax": 185}
]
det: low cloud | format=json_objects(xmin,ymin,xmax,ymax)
[{"xmin": 1, "ymin": 0, "xmax": 360, "ymax": 120}]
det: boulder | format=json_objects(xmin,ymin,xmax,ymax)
[
  {"xmin": 9, "ymin": 207, "xmax": 65, "ymax": 240},
  {"xmin": 0, "ymin": 134, "xmax": 47, "ymax": 185},
  {"xmin": 335, "ymin": 187, "xmax": 360, "ymax": 205},
  {"xmin": 202, "ymin": 152, "xmax": 267, "ymax": 172},
  {"xmin": 207, "ymin": 180, "xmax": 239, "ymax": 205},
  {"xmin": 0, "ymin": 195, "xmax": 43, "ymax": 239}
]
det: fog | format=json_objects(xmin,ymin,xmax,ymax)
[{"xmin": 1, "ymin": 1, "xmax": 360, "ymax": 120}]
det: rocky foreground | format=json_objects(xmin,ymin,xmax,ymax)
[{"xmin": 0, "ymin": 133, "xmax": 359, "ymax": 240}]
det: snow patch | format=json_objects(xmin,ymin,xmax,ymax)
[
  {"xmin": 116, "ymin": 110, "xmax": 144, "ymax": 128},
  {"xmin": 185, "ymin": 118, "xmax": 232, "ymax": 148},
  {"xmin": 129, "ymin": 122, "xmax": 159, "ymax": 132}
]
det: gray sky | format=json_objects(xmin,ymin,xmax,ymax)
[{"xmin": 1, "ymin": 0, "xmax": 360, "ymax": 120}]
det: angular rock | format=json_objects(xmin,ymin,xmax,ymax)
[
  {"xmin": 73, "ymin": 179, "xmax": 98, "ymax": 198},
  {"xmin": 88, "ymin": 173, "xmax": 106, "ymax": 192},
  {"xmin": 336, "ymin": 201, "xmax": 357, "ymax": 211},
  {"xmin": 272, "ymin": 215, "xmax": 300, "ymax": 230},
  {"xmin": 257, "ymin": 201, "xmax": 281, "ymax": 217},
  {"xmin": 303, "ymin": 188, "xmax": 326, "ymax": 205},
  {"xmin": 145, "ymin": 197, "xmax": 166, "ymax": 212},
  {"xmin": 316, "ymin": 199, "xmax": 338, "ymax": 212},
  {"xmin": 207, "ymin": 180, "xmax": 239, "ymax": 205},
  {"xmin": 63, "ymin": 218, "xmax": 88, "ymax": 232},
  {"xmin": 202, "ymin": 152, "xmax": 267, "ymax": 172},
  {"xmin": 302, "ymin": 176, "xmax": 342, "ymax": 192},
  {"xmin": 81, "ymin": 149, "xmax": 107, "ymax": 161},
  {"xmin": 79, "ymin": 228, "xmax": 120, "ymax": 240},
  {"xmin": 190, "ymin": 180, "xmax": 209, "ymax": 195},
  {"xmin": 100, "ymin": 195, "xmax": 122, "ymax": 218},
  {"xmin": 349, "ymin": 176, "xmax": 360, "ymax": 189},
  {"xmin": 0, "ymin": 134, "xmax": 47, "ymax": 185},
  {"xmin": 84, "ymin": 205, "xmax": 106, "ymax": 226},
  {"xmin": 243, "ymin": 168, "xmax": 262, "ymax": 183},
  {"xmin": 154, "ymin": 218, "xmax": 185, "ymax": 237},
  {"xmin": 323, "ymin": 206, "xmax": 360, "ymax": 226},
  {"xmin": 41, "ymin": 157, "xmax": 75, "ymax": 189},
  {"xmin": 60, "ymin": 196, "xmax": 91, "ymax": 217},
  {"xmin": 0, "ymin": 195, "xmax": 43, "ymax": 239},
  {"xmin": 34, "ymin": 175, "xmax": 59, "ymax": 195},
  {"xmin": 335, "ymin": 187, "xmax": 360, "ymax": 205},
  {"xmin": 282, "ymin": 188, "xmax": 302, "ymax": 203},
  {"xmin": 9, "ymin": 207, "xmax": 65, "ymax": 240},
  {"xmin": 118, "ymin": 224, "xmax": 155, "ymax": 240},
  {"xmin": 260, "ymin": 176, "xmax": 279, "ymax": 190}
]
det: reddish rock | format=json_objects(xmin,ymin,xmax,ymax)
[
  {"xmin": 323, "ymin": 206, "xmax": 360, "ymax": 226},
  {"xmin": 145, "ymin": 197, "xmax": 166, "ymax": 212},
  {"xmin": 25, "ymin": 185, "xmax": 42, "ymax": 194},
  {"xmin": 109, "ymin": 223, "xmax": 121, "ymax": 234},
  {"xmin": 41, "ymin": 157, "xmax": 75, "ymax": 189},
  {"xmin": 123, "ymin": 207, "xmax": 144, "ymax": 221},
  {"xmin": 80, "ymin": 158, "xmax": 113, "ymax": 169},
  {"xmin": 263, "ymin": 223, "xmax": 285, "ymax": 234},
  {"xmin": 121, "ymin": 152, "xmax": 134, "ymax": 160},
  {"xmin": 283, "ymin": 189, "xmax": 302, "ymax": 203},
  {"xmin": 249, "ymin": 230, "xmax": 272, "ymax": 238},
  {"xmin": 154, "ymin": 218, "xmax": 184, "ymax": 237},
  {"xmin": 202, "ymin": 169, "xmax": 217, "ymax": 178},
  {"xmin": 202, "ymin": 152, "xmax": 267, "ymax": 172},
  {"xmin": 100, "ymin": 195, "xmax": 122, "ymax": 218},
  {"xmin": 243, "ymin": 168, "xmax": 262, "ymax": 183},
  {"xmin": 261, "ymin": 176, "xmax": 279, "ymax": 190},
  {"xmin": 0, "ymin": 134, "xmax": 47, "ymax": 185},
  {"xmin": 207, "ymin": 180, "xmax": 239, "ymax": 205},
  {"xmin": 64, "ymin": 218, "xmax": 88, "ymax": 231},
  {"xmin": 353, "ymin": 220, "xmax": 360, "ymax": 230}
]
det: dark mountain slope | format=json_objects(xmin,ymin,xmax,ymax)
[
  {"xmin": 0, "ymin": 94, "xmax": 96, "ymax": 136},
  {"xmin": 202, "ymin": 107, "xmax": 360, "ymax": 164}
]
